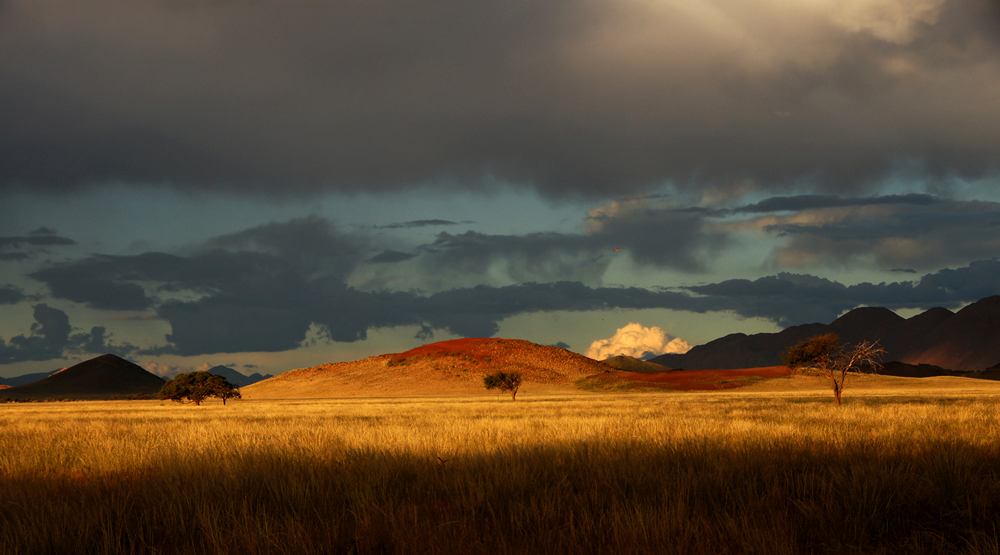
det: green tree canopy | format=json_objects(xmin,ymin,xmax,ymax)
[
  {"xmin": 158, "ymin": 371, "xmax": 241, "ymax": 406},
  {"xmin": 483, "ymin": 371, "xmax": 523, "ymax": 401}
]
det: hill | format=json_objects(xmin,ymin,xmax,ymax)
[
  {"xmin": 651, "ymin": 295, "xmax": 1000, "ymax": 372},
  {"xmin": 243, "ymin": 338, "xmax": 614, "ymax": 399},
  {"xmin": 602, "ymin": 355, "xmax": 674, "ymax": 372},
  {"xmin": 206, "ymin": 365, "xmax": 274, "ymax": 387},
  {"xmin": 0, "ymin": 354, "xmax": 165, "ymax": 400}
]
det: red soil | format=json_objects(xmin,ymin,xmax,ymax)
[
  {"xmin": 598, "ymin": 366, "xmax": 792, "ymax": 391},
  {"xmin": 390, "ymin": 338, "xmax": 514, "ymax": 364}
]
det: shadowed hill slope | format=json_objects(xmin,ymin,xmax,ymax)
[
  {"xmin": 651, "ymin": 296, "xmax": 1000, "ymax": 372},
  {"xmin": 243, "ymin": 338, "xmax": 614, "ymax": 399},
  {"xmin": 0, "ymin": 354, "xmax": 165, "ymax": 400},
  {"xmin": 900, "ymin": 296, "xmax": 1000, "ymax": 371},
  {"xmin": 602, "ymin": 355, "xmax": 674, "ymax": 372}
]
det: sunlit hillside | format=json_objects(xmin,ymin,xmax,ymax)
[{"xmin": 243, "ymin": 338, "xmax": 614, "ymax": 399}]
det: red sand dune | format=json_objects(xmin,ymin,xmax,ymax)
[{"xmin": 596, "ymin": 366, "xmax": 792, "ymax": 391}]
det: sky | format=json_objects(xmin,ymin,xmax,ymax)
[{"xmin": 1, "ymin": 0, "xmax": 999, "ymax": 378}]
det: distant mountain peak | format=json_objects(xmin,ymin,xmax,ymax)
[
  {"xmin": 204, "ymin": 365, "xmax": 273, "ymax": 387},
  {"xmin": 650, "ymin": 296, "xmax": 1000, "ymax": 372}
]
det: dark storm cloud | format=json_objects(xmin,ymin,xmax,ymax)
[
  {"xmin": 30, "ymin": 256, "xmax": 158, "ymax": 311},
  {"xmin": 205, "ymin": 216, "xmax": 363, "ymax": 278},
  {"xmin": 420, "ymin": 231, "xmax": 611, "ymax": 284},
  {"xmin": 0, "ymin": 304, "xmax": 69, "ymax": 363},
  {"xmin": 18, "ymin": 212, "xmax": 1000, "ymax": 357},
  {"xmin": 744, "ymin": 197, "xmax": 1000, "ymax": 270},
  {"xmin": 1, "ymin": 0, "xmax": 997, "ymax": 197},
  {"xmin": 584, "ymin": 201, "xmax": 726, "ymax": 270},
  {"xmin": 25, "ymin": 247, "xmax": 1000, "ymax": 356},
  {"xmin": 737, "ymin": 194, "xmax": 939, "ymax": 213},
  {"xmin": 376, "ymin": 220, "xmax": 467, "ymax": 230},
  {"xmin": 413, "ymin": 199, "xmax": 725, "ymax": 281},
  {"xmin": 69, "ymin": 326, "xmax": 139, "ymax": 359},
  {"xmin": 0, "ymin": 303, "xmax": 139, "ymax": 363},
  {"xmin": 0, "ymin": 230, "xmax": 77, "ymax": 261},
  {"xmin": 367, "ymin": 250, "xmax": 418, "ymax": 264},
  {"xmin": 0, "ymin": 285, "xmax": 27, "ymax": 304},
  {"xmin": 685, "ymin": 260, "xmax": 1000, "ymax": 326},
  {"xmin": 29, "ymin": 216, "xmax": 364, "ymax": 312}
]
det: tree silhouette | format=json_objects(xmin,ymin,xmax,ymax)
[
  {"xmin": 483, "ymin": 371, "xmax": 523, "ymax": 401},
  {"xmin": 158, "ymin": 371, "xmax": 241, "ymax": 405},
  {"xmin": 782, "ymin": 333, "xmax": 884, "ymax": 405}
]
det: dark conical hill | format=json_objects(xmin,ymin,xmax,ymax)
[
  {"xmin": 828, "ymin": 307, "xmax": 904, "ymax": 346},
  {"xmin": 0, "ymin": 354, "xmax": 165, "ymax": 400}
]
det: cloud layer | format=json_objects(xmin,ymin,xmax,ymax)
[
  {"xmin": 2, "ymin": 0, "xmax": 997, "ymax": 197},
  {"xmin": 16, "ymin": 211, "xmax": 1000, "ymax": 358}
]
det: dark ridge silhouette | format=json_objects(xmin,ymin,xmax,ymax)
[
  {"xmin": 877, "ymin": 361, "xmax": 954, "ymax": 378},
  {"xmin": 827, "ymin": 307, "xmax": 904, "ymax": 346},
  {"xmin": 900, "ymin": 296, "xmax": 1000, "ymax": 371},
  {"xmin": 880, "ymin": 306, "xmax": 955, "ymax": 360},
  {"xmin": 651, "ymin": 296, "xmax": 1000, "ymax": 372},
  {"xmin": 650, "ymin": 323, "xmax": 829, "ymax": 370},
  {"xmin": 206, "ymin": 365, "xmax": 273, "ymax": 387},
  {"xmin": 0, "ymin": 369, "xmax": 60, "ymax": 387},
  {"xmin": 0, "ymin": 354, "xmax": 165, "ymax": 400}
]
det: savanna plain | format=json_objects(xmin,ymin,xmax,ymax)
[{"xmin": 3, "ymin": 378, "xmax": 1000, "ymax": 555}]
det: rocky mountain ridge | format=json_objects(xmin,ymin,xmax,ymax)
[{"xmin": 652, "ymin": 295, "xmax": 1000, "ymax": 372}]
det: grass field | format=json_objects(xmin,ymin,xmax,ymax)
[{"xmin": 2, "ymin": 380, "xmax": 1000, "ymax": 554}]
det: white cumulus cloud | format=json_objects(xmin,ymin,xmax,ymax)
[{"xmin": 585, "ymin": 323, "xmax": 692, "ymax": 361}]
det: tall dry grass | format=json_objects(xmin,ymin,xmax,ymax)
[{"xmin": 2, "ymin": 390, "xmax": 999, "ymax": 554}]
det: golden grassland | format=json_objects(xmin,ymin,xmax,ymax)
[{"xmin": 2, "ymin": 377, "xmax": 1000, "ymax": 554}]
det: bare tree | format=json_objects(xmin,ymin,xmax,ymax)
[{"xmin": 782, "ymin": 333, "xmax": 884, "ymax": 405}]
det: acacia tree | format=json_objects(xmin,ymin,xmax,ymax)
[
  {"xmin": 782, "ymin": 333, "xmax": 884, "ymax": 405},
  {"xmin": 483, "ymin": 371, "xmax": 523, "ymax": 401},
  {"xmin": 158, "ymin": 371, "xmax": 241, "ymax": 405}
]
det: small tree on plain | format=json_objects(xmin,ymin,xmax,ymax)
[
  {"xmin": 158, "ymin": 371, "xmax": 241, "ymax": 405},
  {"xmin": 483, "ymin": 371, "xmax": 523, "ymax": 401},
  {"xmin": 782, "ymin": 333, "xmax": 884, "ymax": 405}
]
